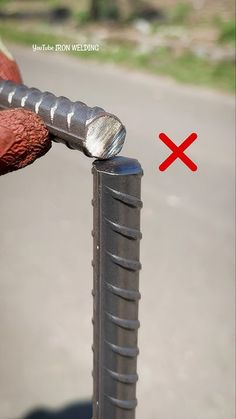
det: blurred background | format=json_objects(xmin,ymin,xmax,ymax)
[
  {"xmin": 0, "ymin": 0, "xmax": 235, "ymax": 91},
  {"xmin": 0, "ymin": 1, "xmax": 235, "ymax": 419}
]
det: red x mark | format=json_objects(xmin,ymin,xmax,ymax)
[{"xmin": 159, "ymin": 132, "xmax": 198, "ymax": 171}]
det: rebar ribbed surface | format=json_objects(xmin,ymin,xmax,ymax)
[
  {"xmin": 92, "ymin": 156, "xmax": 143, "ymax": 419},
  {"xmin": 0, "ymin": 80, "xmax": 126, "ymax": 159}
]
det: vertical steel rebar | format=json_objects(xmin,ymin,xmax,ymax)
[{"xmin": 92, "ymin": 156, "xmax": 143, "ymax": 419}]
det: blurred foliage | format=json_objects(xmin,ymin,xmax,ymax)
[
  {"xmin": 168, "ymin": 2, "xmax": 192, "ymax": 24},
  {"xmin": 0, "ymin": 23, "xmax": 234, "ymax": 92},
  {"xmin": 74, "ymin": 10, "xmax": 90, "ymax": 25},
  {"xmin": 218, "ymin": 20, "xmax": 236, "ymax": 44},
  {"xmin": 0, "ymin": 1, "xmax": 234, "ymax": 92},
  {"xmin": 90, "ymin": 0, "xmax": 120, "ymax": 20},
  {"xmin": 0, "ymin": 0, "xmax": 8, "ymax": 7},
  {"xmin": 74, "ymin": 1, "xmax": 120, "ymax": 24},
  {"xmin": 0, "ymin": 24, "xmax": 69, "ymax": 46}
]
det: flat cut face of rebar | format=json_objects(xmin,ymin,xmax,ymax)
[{"xmin": 86, "ymin": 115, "xmax": 126, "ymax": 159}]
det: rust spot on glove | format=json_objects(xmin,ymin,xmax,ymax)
[{"xmin": 0, "ymin": 108, "xmax": 51, "ymax": 175}]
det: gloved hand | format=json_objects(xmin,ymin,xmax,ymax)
[{"xmin": 0, "ymin": 40, "xmax": 51, "ymax": 175}]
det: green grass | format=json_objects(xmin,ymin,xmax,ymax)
[
  {"xmin": 218, "ymin": 20, "xmax": 236, "ymax": 44},
  {"xmin": 168, "ymin": 2, "xmax": 193, "ymax": 25},
  {"xmin": 0, "ymin": 24, "xmax": 73, "ymax": 47},
  {"xmin": 0, "ymin": 23, "xmax": 235, "ymax": 92},
  {"xmin": 74, "ymin": 10, "xmax": 90, "ymax": 25}
]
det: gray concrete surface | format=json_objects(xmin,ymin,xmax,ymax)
[{"xmin": 0, "ymin": 45, "xmax": 235, "ymax": 419}]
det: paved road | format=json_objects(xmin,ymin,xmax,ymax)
[{"xmin": 0, "ymin": 45, "xmax": 235, "ymax": 419}]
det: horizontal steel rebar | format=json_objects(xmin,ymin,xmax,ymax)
[{"xmin": 0, "ymin": 80, "xmax": 126, "ymax": 159}]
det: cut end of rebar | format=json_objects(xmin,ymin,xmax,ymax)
[{"xmin": 85, "ymin": 115, "xmax": 126, "ymax": 159}]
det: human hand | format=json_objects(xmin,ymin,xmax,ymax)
[{"xmin": 0, "ymin": 40, "xmax": 51, "ymax": 175}]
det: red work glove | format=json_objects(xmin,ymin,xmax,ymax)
[{"xmin": 0, "ymin": 42, "xmax": 51, "ymax": 175}]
